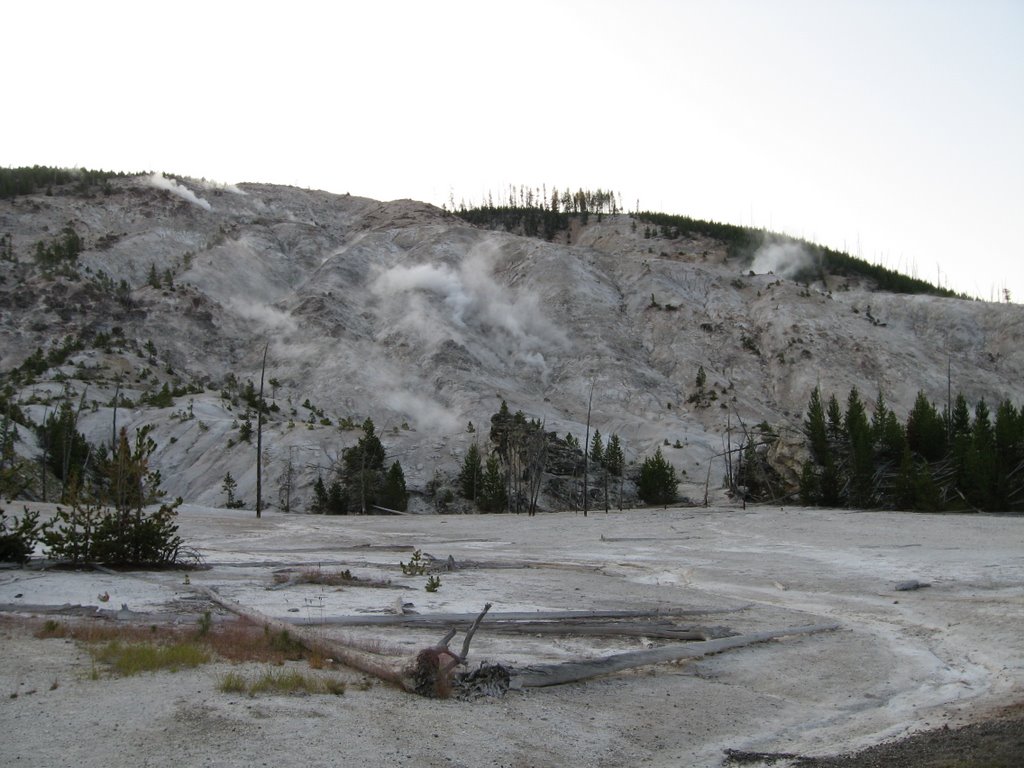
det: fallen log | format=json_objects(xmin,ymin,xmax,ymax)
[
  {"xmin": 476, "ymin": 621, "xmax": 731, "ymax": 641},
  {"xmin": 511, "ymin": 623, "xmax": 840, "ymax": 688},
  {"xmin": 193, "ymin": 585, "xmax": 491, "ymax": 697},
  {"xmin": 191, "ymin": 587, "xmax": 838, "ymax": 697},
  {"xmin": 287, "ymin": 607, "xmax": 744, "ymax": 627}
]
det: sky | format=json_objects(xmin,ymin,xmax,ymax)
[{"xmin": 4, "ymin": 0, "xmax": 1022, "ymax": 301}]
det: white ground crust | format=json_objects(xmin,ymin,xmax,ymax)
[{"xmin": 1, "ymin": 504, "xmax": 1022, "ymax": 767}]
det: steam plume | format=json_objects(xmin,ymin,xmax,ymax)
[
  {"xmin": 750, "ymin": 241, "xmax": 815, "ymax": 279},
  {"xmin": 147, "ymin": 172, "xmax": 213, "ymax": 211}
]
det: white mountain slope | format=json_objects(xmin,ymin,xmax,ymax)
[{"xmin": 1, "ymin": 174, "xmax": 1021, "ymax": 510}]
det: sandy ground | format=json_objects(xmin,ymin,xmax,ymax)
[{"xmin": 1, "ymin": 504, "xmax": 1022, "ymax": 767}]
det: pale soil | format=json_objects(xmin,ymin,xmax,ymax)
[{"xmin": 1, "ymin": 504, "xmax": 1022, "ymax": 767}]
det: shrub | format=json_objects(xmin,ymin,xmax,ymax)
[
  {"xmin": 0, "ymin": 506, "xmax": 47, "ymax": 563},
  {"xmin": 42, "ymin": 427, "xmax": 184, "ymax": 567}
]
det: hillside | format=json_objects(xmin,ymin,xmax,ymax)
[{"xmin": 1, "ymin": 172, "xmax": 1022, "ymax": 511}]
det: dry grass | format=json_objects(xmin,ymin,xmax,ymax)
[
  {"xmin": 218, "ymin": 668, "xmax": 346, "ymax": 696},
  {"xmin": 27, "ymin": 615, "xmax": 323, "ymax": 672},
  {"xmin": 91, "ymin": 640, "xmax": 209, "ymax": 675}
]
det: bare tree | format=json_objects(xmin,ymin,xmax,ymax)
[
  {"xmin": 583, "ymin": 380, "xmax": 595, "ymax": 517},
  {"xmin": 278, "ymin": 446, "xmax": 297, "ymax": 513},
  {"xmin": 256, "ymin": 342, "xmax": 268, "ymax": 518}
]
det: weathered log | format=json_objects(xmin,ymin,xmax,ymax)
[
  {"xmin": 476, "ymin": 621, "xmax": 729, "ymax": 641},
  {"xmin": 191, "ymin": 586, "xmax": 838, "ymax": 697},
  {"xmin": 511, "ymin": 623, "xmax": 840, "ymax": 688},
  {"xmin": 195, "ymin": 585, "xmax": 413, "ymax": 688},
  {"xmin": 287, "ymin": 607, "xmax": 742, "ymax": 627},
  {"xmin": 194, "ymin": 585, "xmax": 491, "ymax": 696}
]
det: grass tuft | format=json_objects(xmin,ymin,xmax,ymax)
[
  {"xmin": 34, "ymin": 619, "xmax": 68, "ymax": 639},
  {"xmin": 218, "ymin": 668, "xmax": 346, "ymax": 696},
  {"xmin": 91, "ymin": 640, "xmax": 210, "ymax": 676}
]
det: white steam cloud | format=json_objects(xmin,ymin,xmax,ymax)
[
  {"xmin": 225, "ymin": 298, "xmax": 298, "ymax": 334},
  {"xmin": 147, "ymin": 172, "xmax": 213, "ymax": 211},
  {"xmin": 198, "ymin": 178, "xmax": 246, "ymax": 195},
  {"xmin": 382, "ymin": 389, "xmax": 461, "ymax": 433},
  {"xmin": 750, "ymin": 241, "xmax": 815, "ymax": 280},
  {"xmin": 371, "ymin": 242, "xmax": 567, "ymax": 373}
]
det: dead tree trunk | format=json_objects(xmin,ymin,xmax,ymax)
[
  {"xmin": 256, "ymin": 342, "xmax": 268, "ymax": 519},
  {"xmin": 195, "ymin": 585, "xmax": 491, "ymax": 697},
  {"xmin": 512, "ymin": 623, "xmax": 838, "ymax": 688}
]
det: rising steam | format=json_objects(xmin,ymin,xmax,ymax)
[
  {"xmin": 750, "ymin": 241, "xmax": 815, "ymax": 279},
  {"xmin": 371, "ymin": 241, "xmax": 567, "ymax": 373},
  {"xmin": 147, "ymin": 172, "xmax": 213, "ymax": 211}
]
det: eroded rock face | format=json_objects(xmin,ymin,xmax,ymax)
[{"xmin": 2, "ymin": 175, "xmax": 1022, "ymax": 509}]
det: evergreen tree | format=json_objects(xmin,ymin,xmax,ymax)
[
  {"xmin": 968, "ymin": 400, "xmax": 996, "ymax": 509},
  {"xmin": 604, "ymin": 434, "xmax": 625, "ymax": 510},
  {"xmin": 804, "ymin": 386, "xmax": 829, "ymax": 465},
  {"xmin": 949, "ymin": 394, "xmax": 973, "ymax": 495},
  {"xmin": 826, "ymin": 394, "xmax": 844, "ymax": 440},
  {"xmin": 479, "ymin": 454, "xmax": 507, "ymax": 513},
  {"xmin": 590, "ymin": 430, "xmax": 604, "ymax": 464},
  {"xmin": 342, "ymin": 418, "xmax": 386, "ymax": 513},
  {"xmin": 994, "ymin": 400, "xmax": 1023, "ymax": 509},
  {"xmin": 604, "ymin": 434, "xmax": 624, "ymax": 477},
  {"xmin": 326, "ymin": 480, "xmax": 347, "ymax": 515},
  {"xmin": 310, "ymin": 475, "xmax": 328, "ymax": 514},
  {"xmin": 906, "ymin": 392, "xmax": 946, "ymax": 462},
  {"xmin": 221, "ymin": 472, "xmax": 243, "ymax": 508},
  {"xmin": 637, "ymin": 448, "xmax": 677, "ymax": 505},
  {"xmin": 379, "ymin": 461, "xmax": 408, "ymax": 511},
  {"xmin": 458, "ymin": 443, "xmax": 483, "ymax": 501},
  {"xmin": 36, "ymin": 400, "xmax": 91, "ymax": 500},
  {"xmin": 845, "ymin": 387, "xmax": 874, "ymax": 507},
  {"xmin": 46, "ymin": 426, "xmax": 183, "ymax": 566}
]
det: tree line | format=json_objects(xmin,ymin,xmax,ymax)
[
  {"xmin": 0, "ymin": 165, "xmax": 132, "ymax": 199},
  {"xmin": 635, "ymin": 211, "xmax": 963, "ymax": 299},
  {"xmin": 800, "ymin": 386, "xmax": 1024, "ymax": 511},
  {"xmin": 454, "ymin": 186, "xmax": 623, "ymax": 240}
]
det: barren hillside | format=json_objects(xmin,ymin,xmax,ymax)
[{"xmin": 1, "ymin": 174, "xmax": 1021, "ymax": 510}]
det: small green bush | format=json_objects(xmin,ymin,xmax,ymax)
[{"xmin": 0, "ymin": 506, "xmax": 47, "ymax": 563}]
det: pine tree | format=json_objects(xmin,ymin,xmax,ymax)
[
  {"xmin": 826, "ymin": 394, "xmax": 844, "ymax": 440},
  {"xmin": 604, "ymin": 433, "xmax": 625, "ymax": 510},
  {"xmin": 342, "ymin": 418, "xmax": 386, "ymax": 513},
  {"xmin": 380, "ymin": 461, "xmax": 408, "ymax": 511},
  {"xmin": 479, "ymin": 454, "xmax": 507, "ymax": 513},
  {"xmin": 221, "ymin": 472, "xmax": 240, "ymax": 508},
  {"xmin": 590, "ymin": 430, "xmax": 604, "ymax": 464},
  {"xmin": 310, "ymin": 475, "xmax": 328, "ymax": 513},
  {"xmin": 326, "ymin": 480, "xmax": 347, "ymax": 515},
  {"xmin": 845, "ymin": 387, "xmax": 874, "ymax": 507},
  {"xmin": 906, "ymin": 392, "xmax": 945, "ymax": 462},
  {"xmin": 458, "ymin": 443, "xmax": 483, "ymax": 501},
  {"xmin": 604, "ymin": 434, "xmax": 624, "ymax": 477},
  {"xmin": 804, "ymin": 386, "xmax": 829, "ymax": 465},
  {"xmin": 637, "ymin": 448, "xmax": 677, "ymax": 506}
]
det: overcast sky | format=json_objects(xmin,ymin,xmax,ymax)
[{"xmin": 5, "ymin": 0, "xmax": 1022, "ymax": 301}]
